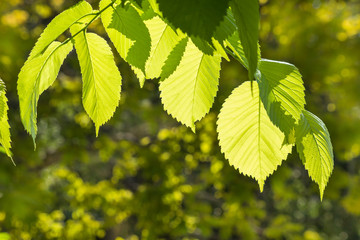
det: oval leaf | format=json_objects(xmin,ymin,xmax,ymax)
[
  {"xmin": 71, "ymin": 26, "xmax": 122, "ymax": 136},
  {"xmin": 160, "ymin": 38, "xmax": 221, "ymax": 131},
  {"xmin": 18, "ymin": 41, "xmax": 73, "ymax": 141},
  {"xmin": 217, "ymin": 81, "xmax": 292, "ymax": 191},
  {"xmin": 100, "ymin": 0, "xmax": 151, "ymax": 87},
  {"xmin": 257, "ymin": 59, "xmax": 306, "ymax": 144},
  {"xmin": 230, "ymin": 0, "xmax": 259, "ymax": 81},
  {"xmin": 0, "ymin": 79, "xmax": 12, "ymax": 161},
  {"xmin": 296, "ymin": 110, "xmax": 334, "ymax": 200}
]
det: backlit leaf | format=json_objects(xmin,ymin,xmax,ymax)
[
  {"xmin": 100, "ymin": 0, "xmax": 151, "ymax": 87},
  {"xmin": 217, "ymin": 81, "xmax": 292, "ymax": 191},
  {"xmin": 0, "ymin": 79, "xmax": 12, "ymax": 161},
  {"xmin": 256, "ymin": 59, "xmax": 306, "ymax": 144},
  {"xmin": 230, "ymin": 0, "xmax": 259, "ymax": 81},
  {"xmin": 18, "ymin": 41, "xmax": 73, "ymax": 141},
  {"xmin": 28, "ymin": 0, "xmax": 92, "ymax": 60},
  {"xmin": 160, "ymin": 38, "xmax": 221, "ymax": 131},
  {"xmin": 70, "ymin": 25, "xmax": 122, "ymax": 135},
  {"xmin": 144, "ymin": 16, "xmax": 180, "ymax": 79},
  {"xmin": 296, "ymin": 110, "xmax": 334, "ymax": 200}
]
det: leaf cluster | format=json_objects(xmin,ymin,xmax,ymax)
[{"xmin": 11, "ymin": 0, "xmax": 335, "ymax": 197}]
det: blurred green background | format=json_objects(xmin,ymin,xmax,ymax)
[{"xmin": 0, "ymin": 0, "xmax": 360, "ymax": 239}]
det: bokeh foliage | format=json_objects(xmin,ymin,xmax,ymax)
[{"xmin": 0, "ymin": 0, "xmax": 360, "ymax": 239}]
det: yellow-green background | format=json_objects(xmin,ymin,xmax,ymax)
[{"xmin": 0, "ymin": 0, "xmax": 360, "ymax": 239}]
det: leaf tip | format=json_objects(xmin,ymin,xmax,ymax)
[
  {"xmin": 10, "ymin": 156, "xmax": 16, "ymax": 166},
  {"xmin": 95, "ymin": 125, "xmax": 100, "ymax": 137},
  {"xmin": 190, "ymin": 124, "xmax": 196, "ymax": 133},
  {"xmin": 31, "ymin": 135, "xmax": 37, "ymax": 150},
  {"xmin": 258, "ymin": 180, "xmax": 264, "ymax": 192},
  {"xmin": 319, "ymin": 184, "xmax": 325, "ymax": 201}
]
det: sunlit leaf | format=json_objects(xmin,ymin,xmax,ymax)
[
  {"xmin": 28, "ymin": 0, "xmax": 92, "ymax": 60},
  {"xmin": 217, "ymin": 81, "xmax": 292, "ymax": 191},
  {"xmin": 160, "ymin": 36, "xmax": 188, "ymax": 80},
  {"xmin": 70, "ymin": 25, "xmax": 121, "ymax": 135},
  {"xmin": 100, "ymin": 0, "xmax": 151, "ymax": 87},
  {"xmin": 18, "ymin": 41, "xmax": 73, "ymax": 141},
  {"xmin": 296, "ymin": 110, "xmax": 334, "ymax": 200},
  {"xmin": 0, "ymin": 79, "xmax": 12, "ymax": 161},
  {"xmin": 160, "ymin": 38, "xmax": 221, "ymax": 131},
  {"xmin": 230, "ymin": 0, "xmax": 259, "ymax": 81},
  {"xmin": 144, "ymin": 16, "xmax": 180, "ymax": 79},
  {"xmin": 256, "ymin": 59, "xmax": 306, "ymax": 144}
]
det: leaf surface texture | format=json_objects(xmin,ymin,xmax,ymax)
[
  {"xmin": 217, "ymin": 81, "xmax": 292, "ymax": 190},
  {"xmin": 18, "ymin": 41, "xmax": 73, "ymax": 140},
  {"xmin": 257, "ymin": 59, "xmax": 306, "ymax": 143},
  {"xmin": 296, "ymin": 110, "xmax": 334, "ymax": 199},
  {"xmin": 160, "ymin": 39, "xmax": 221, "ymax": 131},
  {"xmin": 71, "ymin": 25, "xmax": 121, "ymax": 135}
]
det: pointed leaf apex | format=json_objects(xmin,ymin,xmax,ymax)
[
  {"xmin": 319, "ymin": 184, "xmax": 325, "ymax": 201},
  {"xmin": 258, "ymin": 180, "xmax": 264, "ymax": 192},
  {"xmin": 95, "ymin": 125, "xmax": 100, "ymax": 137},
  {"xmin": 32, "ymin": 135, "xmax": 37, "ymax": 150},
  {"xmin": 10, "ymin": 156, "xmax": 16, "ymax": 166},
  {"xmin": 139, "ymin": 78, "xmax": 145, "ymax": 88},
  {"xmin": 190, "ymin": 124, "xmax": 196, "ymax": 133}
]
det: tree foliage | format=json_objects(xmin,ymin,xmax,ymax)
[
  {"xmin": 12, "ymin": 0, "xmax": 334, "ymax": 196},
  {"xmin": 1, "ymin": 0, "xmax": 360, "ymax": 239}
]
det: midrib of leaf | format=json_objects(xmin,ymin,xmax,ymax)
[
  {"xmin": 191, "ymin": 53, "xmax": 205, "ymax": 125},
  {"xmin": 305, "ymin": 116, "xmax": 326, "ymax": 188},
  {"xmin": 30, "ymin": 11, "xmax": 93, "ymax": 59},
  {"xmin": 146, "ymin": 25, "xmax": 168, "ymax": 71},
  {"xmin": 82, "ymin": 31, "xmax": 100, "ymax": 127},
  {"xmin": 25, "ymin": 42, "xmax": 67, "ymax": 136},
  {"xmin": 257, "ymin": 91, "xmax": 263, "ymax": 189}
]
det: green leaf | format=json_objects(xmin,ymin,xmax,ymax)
[
  {"xmin": 213, "ymin": 9, "xmax": 236, "ymax": 61},
  {"xmin": 230, "ymin": 0, "xmax": 259, "ymax": 81},
  {"xmin": 100, "ymin": 0, "xmax": 151, "ymax": 87},
  {"xmin": 0, "ymin": 79, "xmax": 12, "ymax": 162},
  {"xmin": 296, "ymin": 110, "xmax": 334, "ymax": 200},
  {"xmin": 224, "ymin": 31, "xmax": 249, "ymax": 69},
  {"xmin": 217, "ymin": 81, "xmax": 292, "ymax": 191},
  {"xmin": 156, "ymin": 0, "xmax": 230, "ymax": 42},
  {"xmin": 28, "ymin": 0, "xmax": 92, "ymax": 60},
  {"xmin": 214, "ymin": 9, "xmax": 237, "ymax": 45},
  {"xmin": 160, "ymin": 38, "xmax": 221, "ymax": 131},
  {"xmin": 18, "ymin": 41, "xmax": 73, "ymax": 142},
  {"xmin": 144, "ymin": 16, "xmax": 180, "ymax": 79},
  {"xmin": 70, "ymin": 26, "xmax": 122, "ymax": 136},
  {"xmin": 160, "ymin": 36, "xmax": 188, "ymax": 80},
  {"xmin": 256, "ymin": 59, "xmax": 306, "ymax": 144}
]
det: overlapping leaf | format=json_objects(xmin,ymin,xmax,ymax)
[
  {"xmin": 217, "ymin": 81, "xmax": 292, "ymax": 191},
  {"xmin": 100, "ymin": 0, "xmax": 151, "ymax": 86},
  {"xmin": 18, "ymin": 41, "xmax": 73, "ymax": 141},
  {"xmin": 224, "ymin": 30, "xmax": 261, "ymax": 70},
  {"xmin": 70, "ymin": 25, "xmax": 122, "ymax": 135},
  {"xmin": 256, "ymin": 59, "xmax": 305, "ymax": 144},
  {"xmin": 28, "ymin": 0, "xmax": 92, "ymax": 60},
  {"xmin": 160, "ymin": 38, "xmax": 221, "ymax": 131},
  {"xmin": 296, "ymin": 110, "xmax": 334, "ymax": 199},
  {"xmin": 160, "ymin": 37, "xmax": 188, "ymax": 80},
  {"xmin": 156, "ymin": 0, "xmax": 230, "ymax": 42},
  {"xmin": 230, "ymin": 0, "xmax": 259, "ymax": 81},
  {"xmin": 0, "ymin": 79, "xmax": 12, "ymax": 161},
  {"xmin": 144, "ymin": 16, "xmax": 180, "ymax": 79}
]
